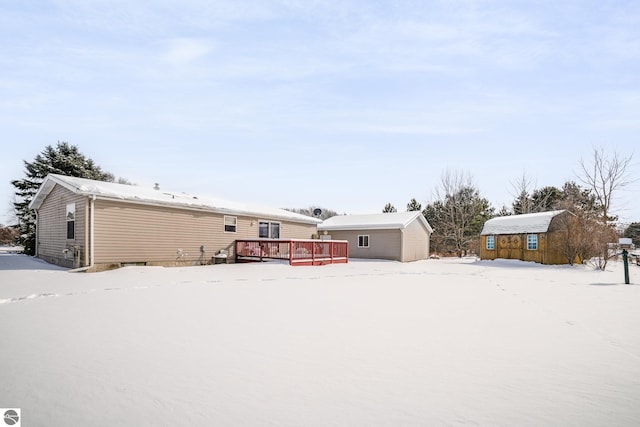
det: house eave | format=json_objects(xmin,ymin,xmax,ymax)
[{"xmin": 89, "ymin": 195, "xmax": 322, "ymax": 225}]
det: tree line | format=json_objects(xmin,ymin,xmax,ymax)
[
  {"xmin": 7, "ymin": 143, "xmax": 637, "ymax": 269},
  {"xmin": 380, "ymin": 147, "xmax": 635, "ymax": 269}
]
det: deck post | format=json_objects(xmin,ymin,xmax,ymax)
[{"xmin": 289, "ymin": 240, "xmax": 293, "ymax": 266}]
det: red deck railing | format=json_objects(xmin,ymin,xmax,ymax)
[{"xmin": 235, "ymin": 239, "xmax": 349, "ymax": 266}]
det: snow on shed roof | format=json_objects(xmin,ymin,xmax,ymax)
[
  {"xmin": 318, "ymin": 211, "xmax": 433, "ymax": 232},
  {"xmin": 29, "ymin": 174, "xmax": 321, "ymax": 225},
  {"xmin": 480, "ymin": 210, "xmax": 567, "ymax": 235}
]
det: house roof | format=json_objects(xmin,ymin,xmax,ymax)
[
  {"xmin": 318, "ymin": 211, "xmax": 433, "ymax": 233},
  {"xmin": 480, "ymin": 210, "xmax": 567, "ymax": 235},
  {"xmin": 29, "ymin": 174, "xmax": 321, "ymax": 225}
]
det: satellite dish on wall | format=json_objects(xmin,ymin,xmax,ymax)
[{"xmin": 313, "ymin": 208, "xmax": 322, "ymax": 217}]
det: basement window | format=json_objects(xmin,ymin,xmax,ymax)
[
  {"xmin": 486, "ymin": 235, "xmax": 495, "ymax": 250},
  {"xmin": 224, "ymin": 216, "xmax": 237, "ymax": 233},
  {"xmin": 358, "ymin": 235, "xmax": 370, "ymax": 248},
  {"xmin": 527, "ymin": 234, "xmax": 538, "ymax": 250},
  {"xmin": 66, "ymin": 203, "xmax": 75, "ymax": 240}
]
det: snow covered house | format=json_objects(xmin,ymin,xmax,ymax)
[
  {"xmin": 29, "ymin": 174, "xmax": 321, "ymax": 271},
  {"xmin": 479, "ymin": 210, "xmax": 573, "ymax": 265},
  {"xmin": 317, "ymin": 211, "xmax": 433, "ymax": 262}
]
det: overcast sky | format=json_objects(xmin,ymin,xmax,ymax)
[{"xmin": 1, "ymin": 0, "xmax": 638, "ymax": 226}]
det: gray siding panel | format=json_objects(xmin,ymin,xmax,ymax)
[
  {"xmin": 401, "ymin": 219, "xmax": 430, "ymax": 262},
  {"xmin": 327, "ymin": 229, "xmax": 402, "ymax": 261}
]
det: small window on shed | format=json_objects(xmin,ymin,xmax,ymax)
[
  {"xmin": 486, "ymin": 235, "xmax": 495, "ymax": 250},
  {"xmin": 358, "ymin": 235, "xmax": 369, "ymax": 248},
  {"xmin": 66, "ymin": 203, "xmax": 75, "ymax": 240},
  {"xmin": 527, "ymin": 234, "xmax": 538, "ymax": 250},
  {"xmin": 224, "ymin": 216, "xmax": 237, "ymax": 233}
]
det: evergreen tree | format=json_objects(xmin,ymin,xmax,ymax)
[
  {"xmin": 623, "ymin": 223, "xmax": 640, "ymax": 246},
  {"xmin": 11, "ymin": 142, "xmax": 114, "ymax": 255},
  {"xmin": 406, "ymin": 198, "xmax": 422, "ymax": 212},
  {"xmin": 512, "ymin": 190, "xmax": 532, "ymax": 215},
  {"xmin": 496, "ymin": 205, "xmax": 512, "ymax": 217},
  {"xmin": 531, "ymin": 186, "xmax": 563, "ymax": 212},
  {"xmin": 382, "ymin": 203, "xmax": 397, "ymax": 213},
  {"xmin": 559, "ymin": 181, "xmax": 599, "ymax": 215}
]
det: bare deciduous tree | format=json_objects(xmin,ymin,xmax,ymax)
[
  {"xmin": 427, "ymin": 170, "xmax": 491, "ymax": 257},
  {"xmin": 510, "ymin": 172, "xmax": 536, "ymax": 214},
  {"xmin": 578, "ymin": 146, "xmax": 634, "ymax": 224},
  {"xmin": 577, "ymin": 146, "xmax": 634, "ymax": 269},
  {"xmin": 510, "ymin": 172, "xmax": 563, "ymax": 214}
]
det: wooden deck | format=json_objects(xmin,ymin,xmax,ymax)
[{"xmin": 235, "ymin": 239, "xmax": 349, "ymax": 266}]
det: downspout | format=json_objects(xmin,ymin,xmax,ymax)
[
  {"xmin": 34, "ymin": 210, "xmax": 38, "ymax": 257},
  {"xmin": 69, "ymin": 195, "xmax": 95, "ymax": 273}
]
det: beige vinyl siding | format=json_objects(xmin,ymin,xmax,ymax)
[
  {"xmin": 327, "ymin": 229, "xmax": 402, "ymax": 261},
  {"xmin": 401, "ymin": 219, "xmax": 430, "ymax": 262},
  {"xmin": 93, "ymin": 199, "xmax": 317, "ymax": 265},
  {"xmin": 36, "ymin": 184, "xmax": 86, "ymax": 267}
]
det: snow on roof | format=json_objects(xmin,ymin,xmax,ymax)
[
  {"xmin": 318, "ymin": 211, "xmax": 433, "ymax": 232},
  {"xmin": 30, "ymin": 174, "xmax": 321, "ymax": 225},
  {"xmin": 480, "ymin": 210, "xmax": 567, "ymax": 235}
]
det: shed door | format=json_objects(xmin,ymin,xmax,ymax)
[{"xmin": 498, "ymin": 235, "xmax": 523, "ymax": 260}]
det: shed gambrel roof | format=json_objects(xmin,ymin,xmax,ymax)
[
  {"xmin": 29, "ymin": 174, "xmax": 321, "ymax": 225},
  {"xmin": 480, "ymin": 210, "xmax": 567, "ymax": 235},
  {"xmin": 318, "ymin": 211, "xmax": 433, "ymax": 233}
]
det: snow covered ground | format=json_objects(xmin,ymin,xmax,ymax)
[{"xmin": 1, "ymin": 254, "xmax": 639, "ymax": 426}]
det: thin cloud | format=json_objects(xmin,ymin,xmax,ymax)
[{"xmin": 164, "ymin": 38, "xmax": 215, "ymax": 64}]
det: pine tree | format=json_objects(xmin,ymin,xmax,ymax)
[
  {"xmin": 623, "ymin": 222, "xmax": 640, "ymax": 246},
  {"xmin": 382, "ymin": 203, "xmax": 397, "ymax": 213},
  {"xmin": 406, "ymin": 198, "xmax": 422, "ymax": 212},
  {"xmin": 11, "ymin": 142, "xmax": 114, "ymax": 255}
]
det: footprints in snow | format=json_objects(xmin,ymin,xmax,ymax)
[{"xmin": 2, "ymin": 269, "xmax": 431, "ymax": 305}]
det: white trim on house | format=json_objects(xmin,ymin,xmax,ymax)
[
  {"xmin": 66, "ymin": 202, "xmax": 75, "ymax": 240},
  {"xmin": 224, "ymin": 216, "xmax": 237, "ymax": 233}
]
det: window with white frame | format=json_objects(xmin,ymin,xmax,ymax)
[
  {"xmin": 527, "ymin": 234, "xmax": 538, "ymax": 250},
  {"xmin": 486, "ymin": 235, "xmax": 495, "ymax": 250},
  {"xmin": 358, "ymin": 235, "xmax": 370, "ymax": 248},
  {"xmin": 66, "ymin": 203, "xmax": 75, "ymax": 240},
  {"xmin": 224, "ymin": 216, "xmax": 237, "ymax": 233},
  {"xmin": 258, "ymin": 221, "xmax": 280, "ymax": 239}
]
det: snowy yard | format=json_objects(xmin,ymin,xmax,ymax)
[{"xmin": 1, "ymin": 254, "xmax": 639, "ymax": 426}]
